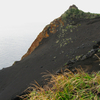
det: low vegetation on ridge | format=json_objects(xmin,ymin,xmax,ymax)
[{"xmin": 61, "ymin": 5, "xmax": 100, "ymax": 21}]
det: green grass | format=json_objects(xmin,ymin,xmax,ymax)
[
  {"xmin": 61, "ymin": 7, "xmax": 100, "ymax": 21},
  {"xmin": 21, "ymin": 68, "xmax": 100, "ymax": 100}
]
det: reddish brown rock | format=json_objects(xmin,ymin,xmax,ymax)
[{"xmin": 21, "ymin": 17, "xmax": 64, "ymax": 60}]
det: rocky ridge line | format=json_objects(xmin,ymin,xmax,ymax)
[{"xmin": 21, "ymin": 5, "xmax": 100, "ymax": 60}]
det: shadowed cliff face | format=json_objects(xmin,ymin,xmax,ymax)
[{"xmin": 21, "ymin": 17, "xmax": 64, "ymax": 59}]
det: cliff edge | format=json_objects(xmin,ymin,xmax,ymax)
[{"xmin": 21, "ymin": 17, "xmax": 64, "ymax": 59}]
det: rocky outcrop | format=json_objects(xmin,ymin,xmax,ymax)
[
  {"xmin": 69, "ymin": 4, "xmax": 78, "ymax": 9},
  {"xmin": 56, "ymin": 42, "xmax": 100, "ymax": 75},
  {"xmin": 21, "ymin": 17, "xmax": 64, "ymax": 59}
]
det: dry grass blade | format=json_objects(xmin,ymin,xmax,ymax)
[
  {"xmin": 24, "ymin": 68, "xmax": 100, "ymax": 100},
  {"xmin": 94, "ymin": 54, "xmax": 100, "ymax": 61}
]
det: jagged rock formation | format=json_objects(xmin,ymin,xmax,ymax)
[
  {"xmin": 69, "ymin": 4, "xmax": 78, "ymax": 9},
  {"xmin": 56, "ymin": 46, "xmax": 100, "ymax": 75}
]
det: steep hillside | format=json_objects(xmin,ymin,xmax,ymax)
[
  {"xmin": 0, "ymin": 5, "xmax": 100, "ymax": 100},
  {"xmin": 21, "ymin": 17, "xmax": 64, "ymax": 60},
  {"xmin": 21, "ymin": 5, "xmax": 100, "ymax": 60}
]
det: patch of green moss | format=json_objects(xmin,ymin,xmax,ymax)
[
  {"xmin": 61, "ymin": 7, "xmax": 100, "ymax": 21},
  {"xmin": 59, "ymin": 38, "xmax": 72, "ymax": 47}
]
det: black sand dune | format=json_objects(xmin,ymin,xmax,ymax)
[{"xmin": 0, "ymin": 6, "xmax": 100, "ymax": 100}]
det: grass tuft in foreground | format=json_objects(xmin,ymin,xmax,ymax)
[{"xmin": 22, "ymin": 68, "xmax": 100, "ymax": 100}]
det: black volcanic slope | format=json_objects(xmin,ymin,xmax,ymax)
[{"xmin": 0, "ymin": 6, "xmax": 100, "ymax": 100}]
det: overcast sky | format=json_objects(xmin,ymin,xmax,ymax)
[{"xmin": 0, "ymin": 0, "xmax": 100, "ymax": 38}]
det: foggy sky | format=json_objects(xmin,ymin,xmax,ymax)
[{"xmin": 0, "ymin": 0, "xmax": 99, "ymax": 38}]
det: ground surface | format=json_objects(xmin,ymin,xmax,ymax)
[{"xmin": 0, "ymin": 17, "xmax": 100, "ymax": 100}]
